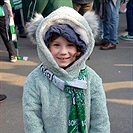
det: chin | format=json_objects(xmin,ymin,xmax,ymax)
[
  {"xmin": 58, "ymin": 64, "xmax": 69, "ymax": 68},
  {"xmin": 59, "ymin": 65, "xmax": 68, "ymax": 68}
]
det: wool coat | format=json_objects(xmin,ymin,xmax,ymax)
[{"xmin": 22, "ymin": 7, "xmax": 110, "ymax": 133}]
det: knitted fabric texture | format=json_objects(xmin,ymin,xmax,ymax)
[{"xmin": 45, "ymin": 24, "xmax": 87, "ymax": 54}]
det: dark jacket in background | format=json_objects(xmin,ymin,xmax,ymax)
[{"xmin": 72, "ymin": 0, "xmax": 93, "ymax": 4}]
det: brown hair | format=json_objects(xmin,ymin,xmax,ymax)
[
  {"xmin": 49, "ymin": 33, "xmax": 60, "ymax": 42},
  {"xmin": 48, "ymin": 33, "xmax": 82, "ymax": 54}
]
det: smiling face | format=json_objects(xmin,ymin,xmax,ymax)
[{"xmin": 49, "ymin": 36, "xmax": 80, "ymax": 68}]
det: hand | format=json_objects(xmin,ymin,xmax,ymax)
[{"xmin": 10, "ymin": 13, "xmax": 14, "ymax": 18}]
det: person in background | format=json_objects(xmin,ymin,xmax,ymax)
[
  {"xmin": 94, "ymin": 0, "xmax": 121, "ymax": 45},
  {"xmin": 22, "ymin": 0, "xmax": 73, "ymax": 26},
  {"xmin": 94, "ymin": 0, "xmax": 118, "ymax": 50},
  {"xmin": 0, "ymin": 0, "xmax": 17, "ymax": 62},
  {"xmin": 10, "ymin": 0, "xmax": 27, "ymax": 38},
  {"xmin": 119, "ymin": 0, "xmax": 133, "ymax": 41},
  {"xmin": 22, "ymin": 7, "xmax": 110, "ymax": 133},
  {"xmin": 72, "ymin": 0, "xmax": 94, "ymax": 15},
  {"xmin": 0, "ymin": 94, "xmax": 7, "ymax": 102}
]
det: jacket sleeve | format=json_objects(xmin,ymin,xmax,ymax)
[
  {"xmin": 22, "ymin": 76, "xmax": 45, "ymax": 133},
  {"xmin": 89, "ymin": 74, "xmax": 110, "ymax": 133}
]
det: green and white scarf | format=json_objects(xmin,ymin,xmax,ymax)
[
  {"xmin": 0, "ymin": 5, "xmax": 5, "ymax": 16},
  {"xmin": 64, "ymin": 69, "xmax": 87, "ymax": 133},
  {"xmin": 40, "ymin": 64, "xmax": 87, "ymax": 133}
]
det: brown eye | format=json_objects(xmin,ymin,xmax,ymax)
[
  {"xmin": 67, "ymin": 43, "xmax": 76, "ymax": 47},
  {"xmin": 53, "ymin": 43, "xmax": 60, "ymax": 46}
]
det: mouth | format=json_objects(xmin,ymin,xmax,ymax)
[{"xmin": 57, "ymin": 57, "xmax": 70, "ymax": 60}]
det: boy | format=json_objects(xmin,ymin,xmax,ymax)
[{"xmin": 22, "ymin": 7, "xmax": 110, "ymax": 133}]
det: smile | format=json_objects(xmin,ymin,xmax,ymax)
[{"xmin": 57, "ymin": 57, "xmax": 70, "ymax": 60}]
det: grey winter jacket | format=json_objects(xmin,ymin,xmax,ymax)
[{"xmin": 22, "ymin": 7, "xmax": 110, "ymax": 133}]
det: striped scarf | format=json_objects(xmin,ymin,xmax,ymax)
[
  {"xmin": 0, "ymin": 5, "xmax": 5, "ymax": 16},
  {"xmin": 64, "ymin": 69, "xmax": 87, "ymax": 133},
  {"xmin": 40, "ymin": 64, "xmax": 87, "ymax": 133}
]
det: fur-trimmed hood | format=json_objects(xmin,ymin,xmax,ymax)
[{"xmin": 27, "ymin": 6, "xmax": 99, "ymax": 80}]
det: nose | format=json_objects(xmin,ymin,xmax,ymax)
[{"xmin": 60, "ymin": 46, "xmax": 67, "ymax": 55}]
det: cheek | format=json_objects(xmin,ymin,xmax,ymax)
[
  {"xmin": 71, "ymin": 49, "xmax": 78, "ymax": 57},
  {"xmin": 73, "ymin": 53, "xmax": 78, "ymax": 58},
  {"xmin": 49, "ymin": 47, "xmax": 57, "ymax": 56}
]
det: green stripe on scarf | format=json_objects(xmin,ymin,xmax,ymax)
[
  {"xmin": 0, "ymin": 6, "xmax": 4, "ymax": 16},
  {"xmin": 64, "ymin": 69, "xmax": 87, "ymax": 133}
]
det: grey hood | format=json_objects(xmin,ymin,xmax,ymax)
[{"xmin": 27, "ymin": 6, "xmax": 99, "ymax": 80}]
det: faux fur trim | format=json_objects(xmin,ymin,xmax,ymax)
[
  {"xmin": 27, "ymin": 9, "xmax": 99, "ymax": 44},
  {"xmin": 83, "ymin": 11, "xmax": 99, "ymax": 38},
  {"xmin": 27, "ymin": 13, "xmax": 44, "ymax": 44}
]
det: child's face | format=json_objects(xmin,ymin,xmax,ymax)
[{"xmin": 49, "ymin": 36, "xmax": 78, "ymax": 68}]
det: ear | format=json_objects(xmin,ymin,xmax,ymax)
[
  {"xmin": 83, "ymin": 11, "xmax": 99, "ymax": 38},
  {"xmin": 27, "ymin": 13, "xmax": 44, "ymax": 44}
]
